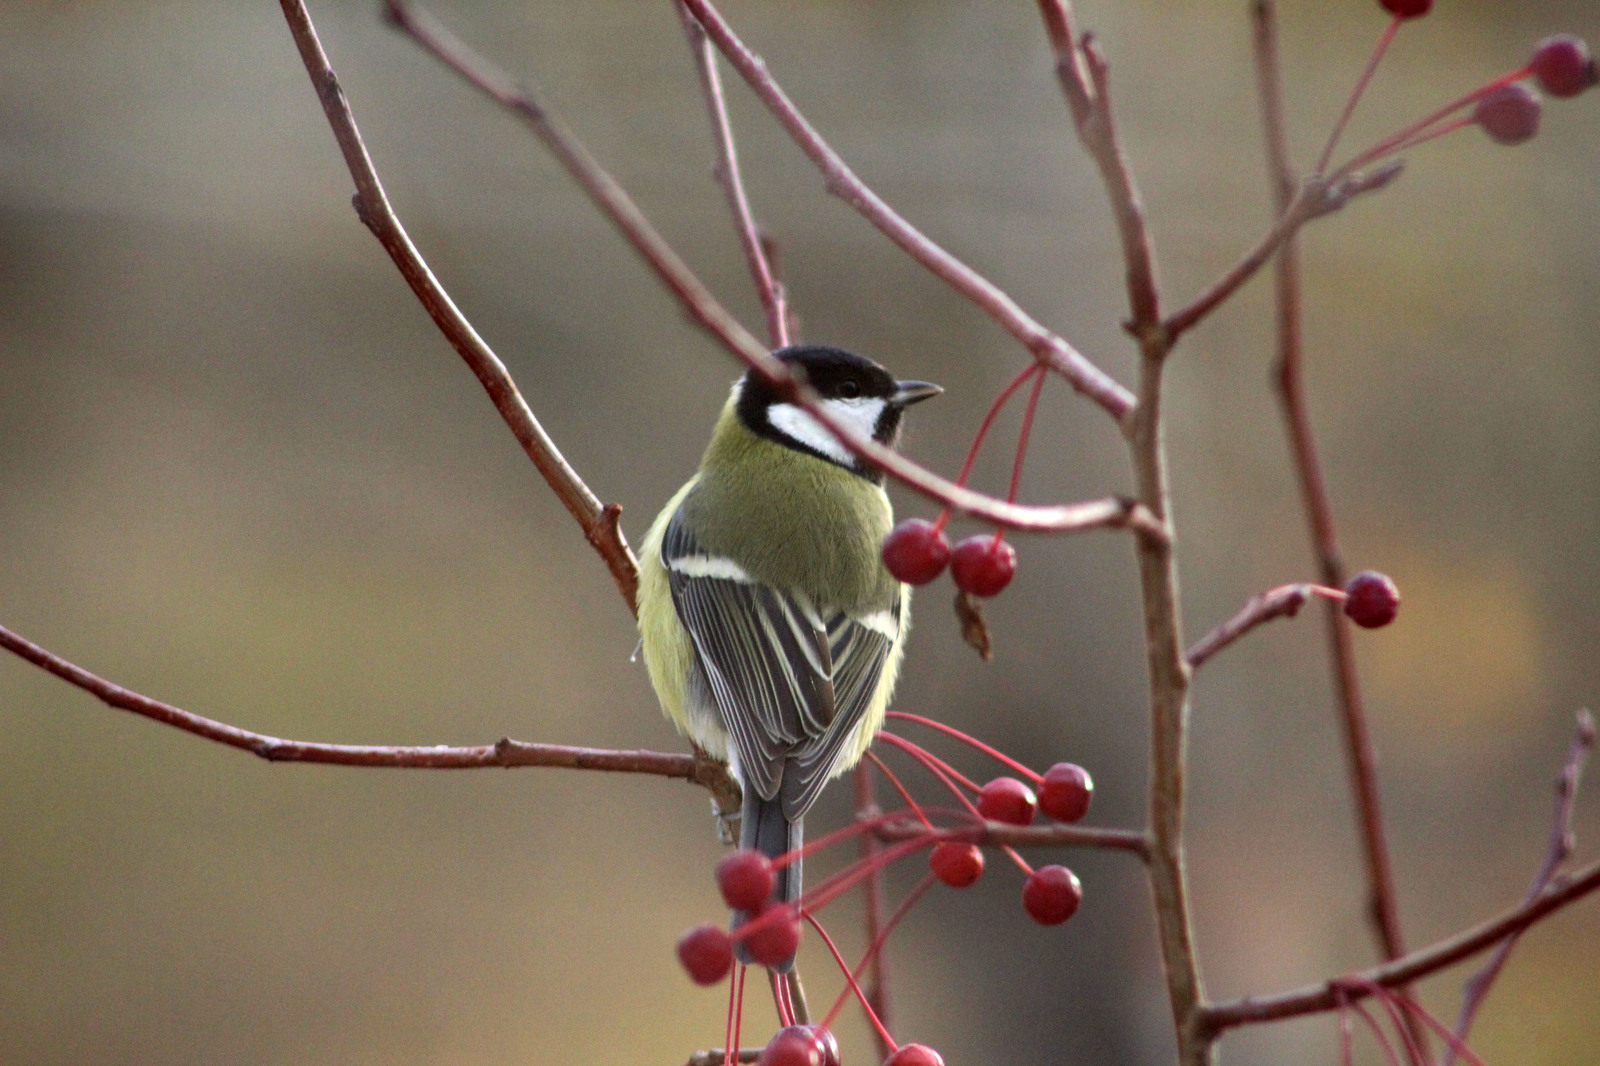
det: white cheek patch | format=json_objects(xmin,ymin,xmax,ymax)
[{"xmin": 767, "ymin": 398, "xmax": 886, "ymax": 466}]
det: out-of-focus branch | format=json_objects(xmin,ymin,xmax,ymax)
[
  {"xmin": 687, "ymin": 1050, "xmax": 759, "ymax": 1066},
  {"xmin": 277, "ymin": 0, "xmax": 640, "ymax": 610},
  {"xmin": 676, "ymin": 1, "xmax": 789, "ymax": 349},
  {"xmin": 853, "ymin": 765, "xmax": 895, "ymax": 1060},
  {"xmin": 872, "ymin": 813, "xmax": 1151, "ymax": 859},
  {"xmin": 1185, "ymin": 583, "xmax": 1315, "ymax": 669},
  {"xmin": 1443, "ymin": 710, "xmax": 1596, "ymax": 1065},
  {"xmin": 1035, "ymin": 2, "xmax": 1159, "ymax": 337},
  {"xmin": 1201, "ymin": 855, "xmax": 1600, "ymax": 1034},
  {"xmin": 382, "ymin": 0, "xmax": 1148, "ymax": 535},
  {"xmin": 679, "ymin": 0, "xmax": 1135, "ymax": 423},
  {"xmin": 0, "ymin": 621, "xmax": 741, "ymax": 813},
  {"xmin": 1250, "ymin": 0, "xmax": 1411, "ymax": 981}
]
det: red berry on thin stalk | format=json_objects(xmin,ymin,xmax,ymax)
[
  {"xmin": 1378, "ymin": 0, "xmax": 1430, "ymax": 18},
  {"xmin": 1038, "ymin": 762, "xmax": 1094, "ymax": 823},
  {"xmin": 950, "ymin": 534, "xmax": 1016, "ymax": 597},
  {"xmin": 744, "ymin": 903, "xmax": 802, "ymax": 968},
  {"xmin": 884, "ymin": 1044, "xmax": 946, "ymax": 1066},
  {"xmin": 759, "ymin": 1026, "xmax": 832, "ymax": 1066},
  {"xmin": 811, "ymin": 1027, "xmax": 842, "ymax": 1066},
  {"xmin": 977, "ymin": 776, "xmax": 1037, "ymax": 825},
  {"xmin": 1474, "ymin": 84, "xmax": 1542, "ymax": 145},
  {"xmin": 1532, "ymin": 35, "xmax": 1598, "ymax": 99},
  {"xmin": 1022, "ymin": 865, "xmax": 1083, "ymax": 925},
  {"xmin": 930, "ymin": 842, "xmax": 985, "ymax": 888},
  {"xmin": 717, "ymin": 849, "xmax": 776, "ymax": 910},
  {"xmin": 882, "ymin": 519, "xmax": 951, "ymax": 585},
  {"xmin": 676, "ymin": 924, "xmax": 734, "ymax": 986},
  {"xmin": 1343, "ymin": 571, "xmax": 1401, "ymax": 629}
]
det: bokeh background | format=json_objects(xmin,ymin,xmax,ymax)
[{"xmin": 3, "ymin": 1, "xmax": 1599, "ymax": 1063}]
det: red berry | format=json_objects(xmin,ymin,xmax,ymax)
[
  {"xmin": 929, "ymin": 842, "xmax": 985, "ymax": 888},
  {"xmin": 1038, "ymin": 763, "xmax": 1094, "ymax": 823},
  {"xmin": 1378, "ymin": 0, "xmax": 1430, "ymax": 18},
  {"xmin": 1532, "ymin": 35, "xmax": 1598, "ymax": 99},
  {"xmin": 1474, "ymin": 84, "xmax": 1542, "ymax": 146},
  {"xmin": 977, "ymin": 776, "xmax": 1037, "ymax": 825},
  {"xmin": 717, "ymin": 849, "xmax": 776, "ymax": 911},
  {"xmin": 884, "ymin": 1045, "xmax": 945, "ymax": 1066},
  {"xmin": 812, "ymin": 1027, "xmax": 842, "ymax": 1066},
  {"xmin": 676, "ymin": 924, "xmax": 734, "ymax": 985},
  {"xmin": 1022, "ymin": 865, "xmax": 1083, "ymax": 925},
  {"xmin": 743, "ymin": 902, "xmax": 801, "ymax": 968},
  {"xmin": 882, "ymin": 519, "xmax": 951, "ymax": 585},
  {"xmin": 950, "ymin": 535, "xmax": 1016, "ymax": 597},
  {"xmin": 1343, "ymin": 570, "xmax": 1401, "ymax": 629},
  {"xmin": 759, "ymin": 1026, "xmax": 831, "ymax": 1066}
]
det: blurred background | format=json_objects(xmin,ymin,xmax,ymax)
[{"xmin": 3, "ymin": 1, "xmax": 1598, "ymax": 1063}]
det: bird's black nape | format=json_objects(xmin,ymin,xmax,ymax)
[{"xmin": 735, "ymin": 346, "xmax": 925, "ymax": 480}]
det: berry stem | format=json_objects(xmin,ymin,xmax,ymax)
[
  {"xmin": 724, "ymin": 965, "xmax": 739, "ymax": 1066},
  {"xmin": 801, "ymin": 910, "xmax": 898, "ymax": 1052},
  {"xmin": 886, "ymin": 711, "xmax": 1044, "ymax": 783},
  {"xmin": 799, "ymin": 838, "xmax": 935, "ymax": 915},
  {"xmin": 730, "ymin": 966, "xmax": 747, "ymax": 1066},
  {"xmin": 775, "ymin": 969, "xmax": 796, "ymax": 1027},
  {"xmin": 821, "ymin": 873, "xmax": 938, "ymax": 1031},
  {"xmin": 771, "ymin": 807, "xmax": 934, "ymax": 870},
  {"xmin": 877, "ymin": 733, "xmax": 984, "ymax": 802},
  {"xmin": 1337, "ymin": 65, "xmax": 1532, "ymax": 175},
  {"xmin": 1315, "ymin": 15, "xmax": 1403, "ymax": 175},
  {"xmin": 936, "ymin": 363, "xmax": 1044, "ymax": 532},
  {"xmin": 866, "ymin": 751, "xmax": 938, "ymax": 830},
  {"xmin": 1005, "ymin": 366, "xmax": 1048, "ymax": 505}
]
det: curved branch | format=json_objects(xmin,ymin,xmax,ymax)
[
  {"xmin": 279, "ymin": 0, "xmax": 640, "ymax": 610},
  {"xmin": 0, "ymin": 621, "xmax": 740, "ymax": 813},
  {"xmin": 1201, "ymin": 855, "xmax": 1600, "ymax": 1034}
]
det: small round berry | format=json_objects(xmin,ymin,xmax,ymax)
[
  {"xmin": 717, "ymin": 849, "xmax": 776, "ymax": 911},
  {"xmin": 1474, "ymin": 84, "xmax": 1542, "ymax": 146},
  {"xmin": 759, "ymin": 1026, "xmax": 830, "ymax": 1066},
  {"xmin": 1343, "ymin": 571, "xmax": 1401, "ymax": 629},
  {"xmin": 882, "ymin": 519, "xmax": 951, "ymax": 585},
  {"xmin": 743, "ymin": 903, "xmax": 802, "ymax": 969},
  {"xmin": 676, "ymin": 924, "xmax": 734, "ymax": 986},
  {"xmin": 950, "ymin": 535, "xmax": 1017, "ymax": 597},
  {"xmin": 1022, "ymin": 865, "xmax": 1083, "ymax": 925},
  {"xmin": 929, "ymin": 842, "xmax": 985, "ymax": 888},
  {"xmin": 810, "ymin": 1027, "xmax": 842, "ymax": 1066},
  {"xmin": 1038, "ymin": 762, "xmax": 1094, "ymax": 823},
  {"xmin": 977, "ymin": 776, "xmax": 1037, "ymax": 826},
  {"xmin": 1532, "ymin": 35, "xmax": 1598, "ymax": 99},
  {"xmin": 884, "ymin": 1045, "xmax": 946, "ymax": 1066},
  {"xmin": 1378, "ymin": 0, "xmax": 1430, "ymax": 18}
]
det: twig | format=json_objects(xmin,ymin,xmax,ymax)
[
  {"xmin": 1199, "ymin": 855, "xmax": 1600, "ymax": 1033},
  {"xmin": 1035, "ymin": 2, "xmax": 1160, "ymax": 337},
  {"xmin": 676, "ymin": 1, "xmax": 789, "ymax": 348},
  {"xmin": 0, "ymin": 621, "xmax": 740, "ymax": 813},
  {"xmin": 678, "ymin": 0, "xmax": 1135, "ymax": 423},
  {"xmin": 873, "ymin": 816, "xmax": 1150, "ymax": 859},
  {"xmin": 277, "ymin": 0, "xmax": 640, "ymax": 610},
  {"xmin": 1442, "ymin": 710, "xmax": 1596, "ymax": 1065},
  {"xmin": 383, "ymin": 0, "xmax": 1149, "ymax": 535},
  {"xmin": 1186, "ymin": 583, "xmax": 1319, "ymax": 669},
  {"xmin": 1250, "ymin": 0, "xmax": 1412, "ymax": 981},
  {"xmin": 853, "ymin": 765, "xmax": 895, "ymax": 1059},
  {"xmin": 687, "ymin": 1050, "xmax": 759, "ymax": 1066}
]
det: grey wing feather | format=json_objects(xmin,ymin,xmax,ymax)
[{"xmin": 663, "ymin": 511, "xmax": 899, "ymax": 821}]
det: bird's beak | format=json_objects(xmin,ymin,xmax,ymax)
[{"xmin": 892, "ymin": 380, "xmax": 942, "ymax": 406}]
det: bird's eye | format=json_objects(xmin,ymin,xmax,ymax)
[{"xmin": 839, "ymin": 380, "xmax": 862, "ymax": 399}]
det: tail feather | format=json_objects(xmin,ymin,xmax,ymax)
[{"xmin": 732, "ymin": 787, "xmax": 803, "ymax": 972}]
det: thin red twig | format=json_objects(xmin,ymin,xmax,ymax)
[
  {"xmin": 853, "ymin": 764, "xmax": 894, "ymax": 1058},
  {"xmin": 801, "ymin": 911, "xmax": 897, "ymax": 1052},
  {"xmin": 884, "ymin": 711, "xmax": 1042, "ymax": 783},
  {"xmin": 1314, "ymin": 15, "xmax": 1402, "ymax": 175}
]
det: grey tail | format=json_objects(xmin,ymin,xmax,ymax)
[{"xmin": 731, "ymin": 787, "xmax": 803, "ymax": 972}]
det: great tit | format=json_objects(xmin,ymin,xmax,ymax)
[{"xmin": 638, "ymin": 345, "xmax": 940, "ymax": 970}]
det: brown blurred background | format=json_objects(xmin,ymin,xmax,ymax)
[{"xmin": 3, "ymin": 1, "xmax": 1598, "ymax": 1063}]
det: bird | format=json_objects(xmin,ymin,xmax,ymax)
[{"xmin": 637, "ymin": 345, "xmax": 940, "ymax": 970}]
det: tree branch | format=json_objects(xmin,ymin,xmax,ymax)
[
  {"xmin": 679, "ymin": 0, "xmax": 1135, "ymax": 423},
  {"xmin": 1201, "ymin": 855, "xmax": 1600, "ymax": 1034},
  {"xmin": 1185, "ymin": 583, "xmax": 1314, "ymax": 669},
  {"xmin": 278, "ymin": 0, "xmax": 641, "ymax": 611},
  {"xmin": 0, "ymin": 621, "xmax": 740, "ymax": 812}
]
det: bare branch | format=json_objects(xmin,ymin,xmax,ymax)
[
  {"xmin": 853, "ymin": 766, "xmax": 895, "ymax": 1059},
  {"xmin": 874, "ymin": 815, "xmax": 1150, "ymax": 859},
  {"xmin": 277, "ymin": 0, "xmax": 640, "ymax": 610},
  {"xmin": 676, "ymin": 0, "xmax": 789, "ymax": 348},
  {"xmin": 1186, "ymin": 583, "xmax": 1315, "ymax": 669},
  {"xmin": 384, "ymin": 0, "xmax": 1147, "ymax": 535},
  {"xmin": 0, "ymin": 621, "xmax": 739, "ymax": 813},
  {"xmin": 1443, "ymin": 710, "xmax": 1596, "ymax": 1065},
  {"xmin": 687, "ymin": 1050, "xmax": 759, "ymax": 1066},
  {"xmin": 1201, "ymin": 855, "xmax": 1600, "ymax": 1034},
  {"xmin": 679, "ymin": 0, "xmax": 1136, "ymax": 423}
]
